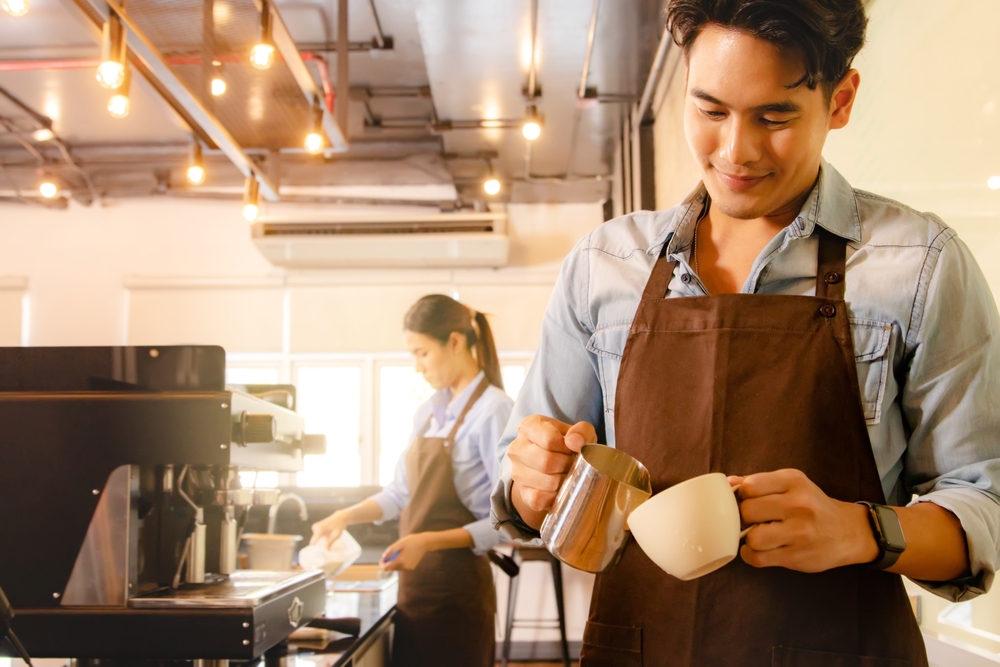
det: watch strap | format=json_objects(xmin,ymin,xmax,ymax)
[{"xmin": 857, "ymin": 501, "xmax": 905, "ymax": 570}]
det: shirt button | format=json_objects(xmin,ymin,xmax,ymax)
[
  {"xmin": 819, "ymin": 304, "xmax": 837, "ymax": 318},
  {"xmin": 824, "ymin": 271, "xmax": 843, "ymax": 284},
  {"xmin": 681, "ymin": 273, "xmax": 692, "ymax": 284}
]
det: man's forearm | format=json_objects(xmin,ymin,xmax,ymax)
[
  {"xmin": 888, "ymin": 502, "xmax": 970, "ymax": 581},
  {"xmin": 511, "ymin": 481, "xmax": 549, "ymax": 532}
]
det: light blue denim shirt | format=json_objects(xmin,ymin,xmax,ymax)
[
  {"xmin": 491, "ymin": 160, "xmax": 1000, "ymax": 601},
  {"xmin": 372, "ymin": 371, "xmax": 513, "ymax": 555}
]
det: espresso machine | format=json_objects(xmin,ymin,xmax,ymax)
[{"xmin": 0, "ymin": 346, "xmax": 327, "ymax": 661}]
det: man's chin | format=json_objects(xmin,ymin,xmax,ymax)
[{"xmin": 708, "ymin": 196, "xmax": 773, "ymax": 221}]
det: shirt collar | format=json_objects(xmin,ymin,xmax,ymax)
[
  {"xmin": 430, "ymin": 370, "xmax": 486, "ymax": 426},
  {"xmin": 656, "ymin": 158, "xmax": 862, "ymax": 257}
]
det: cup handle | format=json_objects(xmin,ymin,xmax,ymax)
[{"xmin": 732, "ymin": 485, "xmax": 751, "ymax": 540}]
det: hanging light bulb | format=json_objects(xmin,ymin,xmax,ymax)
[
  {"xmin": 39, "ymin": 179, "xmax": 58, "ymax": 199},
  {"xmin": 483, "ymin": 163, "xmax": 501, "ymax": 195},
  {"xmin": 242, "ymin": 176, "xmax": 260, "ymax": 222},
  {"xmin": 186, "ymin": 141, "xmax": 206, "ymax": 185},
  {"xmin": 32, "ymin": 128, "xmax": 54, "ymax": 142},
  {"xmin": 522, "ymin": 105, "xmax": 542, "ymax": 141},
  {"xmin": 96, "ymin": 14, "xmax": 127, "ymax": 90},
  {"xmin": 304, "ymin": 98, "xmax": 325, "ymax": 154},
  {"xmin": 249, "ymin": 0, "xmax": 275, "ymax": 70},
  {"xmin": 211, "ymin": 60, "xmax": 227, "ymax": 96},
  {"xmin": 1, "ymin": 0, "xmax": 29, "ymax": 17},
  {"xmin": 107, "ymin": 67, "xmax": 131, "ymax": 118}
]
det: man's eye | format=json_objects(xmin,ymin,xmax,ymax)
[
  {"xmin": 699, "ymin": 108, "xmax": 726, "ymax": 119},
  {"xmin": 761, "ymin": 118, "xmax": 791, "ymax": 127}
]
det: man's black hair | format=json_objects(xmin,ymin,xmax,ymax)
[{"xmin": 666, "ymin": 0, "xmax": 868, "ymax": 97}]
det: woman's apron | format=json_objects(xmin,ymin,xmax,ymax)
[{"xmin": 392, "ymin": 377, "xmax": 496, "ymax": 667}]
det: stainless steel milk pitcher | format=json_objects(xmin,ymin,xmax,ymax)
[{"xmin": 541, "ymin": 444, "xmax": 651, "ymax": 573}]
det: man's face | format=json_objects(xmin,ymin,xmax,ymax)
[{"xmin": 684, "ymin": 25, "xmax": 855, "ymax": 220}]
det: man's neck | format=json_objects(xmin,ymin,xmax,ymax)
[{"xmin": 696, "ymin": 185, "xmax": 815, "ymax": 295}]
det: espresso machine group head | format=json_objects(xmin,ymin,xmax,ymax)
[{"xmin": 0, "ymin": 346, "xmax": 327, "ymax": 661}]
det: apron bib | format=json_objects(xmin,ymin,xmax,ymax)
[{"xmin": 581, "ymin": 229, "xmax": 927, "ymax": 667}]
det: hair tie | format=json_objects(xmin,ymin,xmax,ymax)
[{"xmin": 468, "ymin": 308, "xmax": 481, "ymax": 338}]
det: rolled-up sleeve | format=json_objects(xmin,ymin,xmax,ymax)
[
  {"xmin": 902, "ymin": 231, "xmax": 1000, "ymax": 601},
  {"xmin": 464, "ymin": 398, "xmax": 512, "ymax": 554},
  {"xmin": 491, "ymin": 234, "xmax": 606, "ymax": 542}
]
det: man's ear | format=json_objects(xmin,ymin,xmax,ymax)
[{"xmin": 829, "ymin": 69, "xmax": 861, "ymax": 131}]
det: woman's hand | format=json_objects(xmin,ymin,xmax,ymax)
[
  {"xmin": 310, "ymin": 510, "xmax": 349, "ymax": 549},
  {"xmin": 380, "ymin": 533, "xmax": 433, "ymax": 571}
]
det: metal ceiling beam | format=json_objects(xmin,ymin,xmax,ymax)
[
  {"xmin": 260, "ymin": 0, "xmax": 349, "ymax": 153},
  {"xmin": 57, "ymin": 0, "xmax": 282, "ymax": 201}
]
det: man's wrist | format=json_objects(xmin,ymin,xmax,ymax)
[{"xmin": 847, "ymin": 501, "xmax": 881, "ymax": 566}]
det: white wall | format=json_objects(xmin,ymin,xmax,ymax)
[{"xmin": 0, "ymin": 199, "xmax": 602, "ymax": 349}]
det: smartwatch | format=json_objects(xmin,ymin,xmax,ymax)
[{"xmin": 857, "ymin": 502, "xmax": 906, "ymax": 569}]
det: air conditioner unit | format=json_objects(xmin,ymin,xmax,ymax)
[{"xmin": 251, "ymin": 212, "xmax": 510, "ymax": 269}]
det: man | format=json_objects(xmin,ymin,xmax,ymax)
[{"xmin": 491, "ymin": 1, "xmax": 1000, "ymax": 665}]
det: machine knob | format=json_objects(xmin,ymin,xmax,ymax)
[{"xmin": 232, "ymin": 412, "xmax": 277, "ymax": 446}]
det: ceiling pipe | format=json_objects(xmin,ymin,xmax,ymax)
[
  {"xmin": 300, "ymin": 53, "xmax": 334, "ymax": 113},
  {"xmin": 578, "ymin": 0, "xmax": 600, "ymax": 99},
  {"xmin": 526, "ymin": 0, "xmax": 540, "ymax": 100},
  {"xmin": 632, "ymin": 28, "xmax": 671, "ymax": 127},
  {"xmin": 0, "ymin": 83, "xmax": 100, "ymax": 205},
  {"xmin": 367, "ymin": 0, "xmax": 387, "ymax": 49},
  {"xmin": 336, "ymin": 0, "xmax": 349, "ymax": 137}
]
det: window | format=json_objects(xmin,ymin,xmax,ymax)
[
  {"xmin": 294, "ymin": 365, "xmax": 363, "ymax": 487},
  {"xmin": 226, "ymin": 366, "xmax": 281, "ymax": 385},
  {"xmin": 226, "ymin": 352, "xmax": 534, "ymax": 488},
  {"xmin": 377, "ymin": 365, "xmax": 435, "ymax": 486}
]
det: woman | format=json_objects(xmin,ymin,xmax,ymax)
[{"xmin": 311, "ymin": 294, "xmax": 513, "ymax": 667}]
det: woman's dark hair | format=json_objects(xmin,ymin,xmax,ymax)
[
  {"xmin": 404, "ymin": 294, "xmax": 504, "ymax": 390},
  {"xmin": 666, "ymin": 0, "xmax": 868, "ymax": 99}
]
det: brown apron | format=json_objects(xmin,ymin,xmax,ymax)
[
  {"xmin": 581, "ymin": 228, "xmax": 928, "ymax": 666},
  {"xmin": 392, "ymin": 377, "xmax": 496, "ymax": 667}
]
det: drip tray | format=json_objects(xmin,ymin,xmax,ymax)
[{"xmin": 130, "ymin": 570, "xmax": 324, "ymax": 608}]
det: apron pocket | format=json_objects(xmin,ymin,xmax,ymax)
[
  {"xmin": 581, "ymin": 621, "xmax": 642, "ymax": 667},
  {"xmin": 773, "ymin": 646, "xmax": 910, "ymax": 667}
]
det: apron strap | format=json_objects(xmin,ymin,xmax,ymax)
[
  {"xmin": 642, "ymin": 242, "xmax": 678, "ymax": 301},
  {"xmin": 443, "ymin": 376, "xmax": 491, "ymax": 445},
  {"xmin": 815, "ymin": 227, "xmax": 848, "ymax": 301}
]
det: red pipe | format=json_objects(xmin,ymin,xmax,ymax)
[
  {"xmin": 299, "ymin": 53, "xmax": 335, "ymax": 114},
  {"xmin": 0, "ymin": 60, "xmax": 98, "ymax": 72}
]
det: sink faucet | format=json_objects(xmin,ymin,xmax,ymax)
[{"xmin": 267, "ymin": 492, "xmax": 308, "ymax": 534}]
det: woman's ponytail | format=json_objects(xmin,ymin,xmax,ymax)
[{"xmin": 472, "ymin": 311, "xmax": 503, "ymax": 390}]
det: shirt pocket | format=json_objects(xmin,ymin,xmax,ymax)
[
  {"xmin": 849, "ymin": 318, "xmax": 893, "ymax": 425},
  {"xmin": 586, "ymin": 324, "xmax": 631, "ymax": 418}
]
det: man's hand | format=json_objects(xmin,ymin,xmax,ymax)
[
  {"xmin": 508, "ymin": 415, "xmax": 597, "ymax": 529},
  {"xmin": 732, "ymin": 469, "xmax": 879, "ymax": 573}
]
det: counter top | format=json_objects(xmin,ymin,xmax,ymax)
[{"xmin": 283, "ymin": 576, "xmax": 398, "ymax": 667}]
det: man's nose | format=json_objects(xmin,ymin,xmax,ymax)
[{"xmin": 720, "ymin": 117, "xmax": 763, "ymax": 167}]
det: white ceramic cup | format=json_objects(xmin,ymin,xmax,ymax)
[{"xmin": 627, "ymin": 472, "xmax": 749, "ymax": 581}]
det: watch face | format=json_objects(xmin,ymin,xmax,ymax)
[{"xmin": 875, "ymin": 505, "xmax": 906, "ymax": 552}]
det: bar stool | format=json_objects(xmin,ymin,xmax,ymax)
[{"xmin": 500, "ymin": 545, "xmax": 571, "ymax": 667}]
